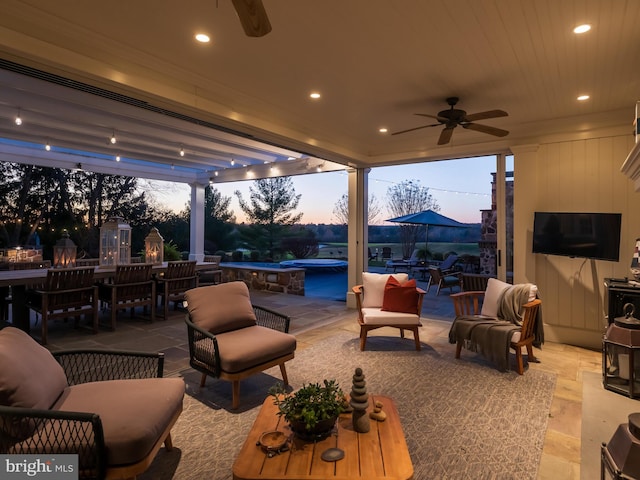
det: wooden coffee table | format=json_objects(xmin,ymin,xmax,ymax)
[{"xmin": 232, "ymin": 394, "xmax": 413, "ymax": 480}]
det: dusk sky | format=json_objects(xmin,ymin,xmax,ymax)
[{"xmin": 147, "ymin": 155, "xmax": 513, "ymax": 225}]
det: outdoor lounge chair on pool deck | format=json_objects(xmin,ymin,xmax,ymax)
[{"xmin": 385, "ymin": 248, "xmax": 421, "ymax": 272}]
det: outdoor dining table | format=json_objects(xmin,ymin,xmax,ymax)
[{"xmin": 0, "ymin": 261, "xmax": 220, "ymax": 333}]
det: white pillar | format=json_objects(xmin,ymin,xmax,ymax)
[
  {"xmin": 189, "ymin": 182, "xmax": 206, "ymax": 262},
  {"xmin": 346, "ymin": 168, "xmax": 369, "ymax": 308}
]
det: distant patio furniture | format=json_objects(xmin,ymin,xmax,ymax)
[
  {"xmin": 156, "ymin": 260, "xmax": 198, "ymax": 319},
  {"xmin": 184, "ymin": 282, "xmax": 296, "ymax": 409},
  {"xmin": 426, "ymin": 266, "xmax": 462, "ymax": 295},
  {"xmin": 98, "ymin": 263, "xmax": 156, "ymax": 329},
  {"xmin": 352, "ymin": 272, "xmax": 425, "ymax": 351},
  {"xmin": 198, "ymin": 255, "xmax": 223, "ymax": 286},
  {"xmin": 459, "ymin": 254, "xmax": 481, "ymax": 273},
  {"xmin": 368, "ymin": 248, "xmax": 378, "ymax": 261},
  {"xmin": 381, "ymin": 247, "xmax": 393, "ymax": 260},
  {"xmin": 26, "ymin": 266, "xmax": 98, "ymax": 345},
  {"xmin": 386, "ymin": 248, "xmax": 421, "ymax": 272}
]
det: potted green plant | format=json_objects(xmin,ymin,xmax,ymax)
[{"xmin": 270, "ymin": 380, "xmax": 346, "ymax": 441}]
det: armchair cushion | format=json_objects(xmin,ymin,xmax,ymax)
[
  {"xmin": 213, "ymin": 325, "xmax": 297, "ymax": 373},
  {"xmin": 360, "ymin": 308, "xmax": 422, "ymax": 326},
  {"xmin": 480, "ymin": 278, "xmax": 538, "ymax": 318},
  {"xmin": 0, "ymin": 327, "xmax": 67, "ymax": 409},
  {"xmin": 480, "ymin": 278, "xmax": 511, "ymax": 317},
  {"xmin": 381, "ymin": 277, "xmax": 419, "ymax": 314},
  {"xmin": 185, "ymin": 282, "xmax": 257, "ymax": 334},
  {"xmin": 361, "ymin": 272, "xmax": 409, "ymax": 308},
  {"xmin": 51, "ymin": 377, "xmax": 185, "ymax": 466}
]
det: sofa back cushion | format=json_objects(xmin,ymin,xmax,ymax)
[
  {"xmin": 185, "ymin": 282, "xmax": 257, "ymax": 334},
  {"xmin": 0, "ymin": 327, "xmax": 68, "ymax": 409},
  {"xmin": 361, "ymin": 272, "xmax": 409, "ymax": 308}
]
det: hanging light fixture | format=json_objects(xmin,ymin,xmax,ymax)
[
  {"xmin": 230, "ymin": 158, "xmax": 235, "ymax": 166},
  {"xmin": 179, "ymin": 146, "xmax": 185, "ymax": 157},
  {"xmin": 110, "ymin": 131, "xmax": 117, "ymax": 144},
  {"xmin": 45, "ymin": 142, "xmax": 51, "ymax": 151},
  {"xmin": 115, "ymin": 154, "xmax": 121, "ymax": 162},
  {"xmin": 14, "ymin": 109, "xmax": 22, "ymax": 126}
]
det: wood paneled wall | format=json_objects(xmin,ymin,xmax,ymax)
[{"xmin": 513, "ymin": 134, "xmax": 639, "ymax": 349}]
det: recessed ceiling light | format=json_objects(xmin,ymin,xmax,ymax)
[
  {"xmin": 309, "ymin": 92, "xmax": 321, "ymax": 99},
  {"xmin": 577, "ymin": 94, "xmax": 590, "ymax": 101},
  {"xmin": 195, "ymin": 33, "xmax": 210, "ymax": 43},
  {"xmin": 379, "ymin": 127, "xmax": 388, "ymax": 134},
  {"xmin": 573, "ymin": 24, "xmax": 591, "ymax": 34}
]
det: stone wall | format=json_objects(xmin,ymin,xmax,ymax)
[{"xmin": 219, "ymin": 265, "xmax": 305, "ymax": 296}]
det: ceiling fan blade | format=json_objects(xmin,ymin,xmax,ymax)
[
  {"xmin": 414, "ymin": 113, "xmax": 448, "ymax": 123},
  {"xmin": 438, "ymin": 126, "xmax": 455, "ymax": 145},
  {"xmin": 463, "ymin": 122, "xmax": 509, "ymax": 137},
  {"xmin": 231, "ymin": 0, "xmax": 272, "ymax": 37},
  {"xmin": 463, "ymin": 109, "xmax": 508, "ymax": 122},
  {"xmin": 391, "ymin": 123, "xmax": 440, "ymax": 135}
]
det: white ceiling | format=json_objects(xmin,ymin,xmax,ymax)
[{"xmin": 0, "ymin": 0, "xmax": 638, "ymax": 184}]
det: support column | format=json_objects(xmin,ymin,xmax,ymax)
[
  {"xmin": 189, "ymin": 182, "xmax": 205, "ymax": 262},
  {"xmin": 346, "ymin": 168, "xmax": 369, "ymax": 308}
]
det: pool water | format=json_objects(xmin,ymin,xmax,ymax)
[{"xmin": 220, "ymin": 261, "xmax": 348, "ymax": 302}]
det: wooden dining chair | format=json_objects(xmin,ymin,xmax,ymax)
[
  {"xmin": 98, "ymin": 264, "xmax": 155, "ymax": 330},
  {"xmin": 26, "ymin": 267, "xmax": 98, "ymax": 344},
  {"xmin": 156, "ymin": 260, "xmax": 198, "ymax": 319}
]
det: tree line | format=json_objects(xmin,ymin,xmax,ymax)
[{"xmin": 0, "ymin": 161, "xmax": 456, "ymax": 261}]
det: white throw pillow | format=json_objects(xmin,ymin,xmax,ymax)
[
  {"xmin": 361, "ymin": 272, "xmax": 409, "ymax": 308},
  {"xmin": 480, "ymin": 277, "xmax": 511, "ymax": 317}
]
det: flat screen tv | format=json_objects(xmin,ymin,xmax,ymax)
[{"xmin": 532, "ymin": 212, "xmax": 622, "ymax": 262}]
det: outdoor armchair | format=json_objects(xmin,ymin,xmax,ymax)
[
  {"xmin": 426, "ymin": 266, "xmax": 462, "ymax": 295},
  {"xmin": 448, "ymin": 278, "xmax": 543, "ymax": 374},
  {"xmin": 352, "ymin": 272, "xmax": 425, "ymax": 351},
  {"xmin": 155, "ymin": 260, "xmax": 198, "ymax": 319},
  {"xmin": 184, "ymin": 282, "xmax": 296, "ymax": 409},
  {"xmin": 0, "ymin": 327, "xmax": 185, "ymax": 480}
]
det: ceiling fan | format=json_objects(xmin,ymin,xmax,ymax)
[
  {"xmin": 231, "ymin": 0, "xmax": 272, "ymax": 37},
  {"xmin": 392, "ymin": 97, "xmax": 509, "ymax": 145}
]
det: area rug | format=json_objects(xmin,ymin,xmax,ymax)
[
  {"xmin": 141, "ymin": 332, "xmax": 556, "ymax": 480},
  {"xmin": 581, "ymin": 371, "xmax": 640, "ymax": 479}
]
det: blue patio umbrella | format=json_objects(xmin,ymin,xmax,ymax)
[{"xmin": 386, "ymin": 209, "xmax": 468, "ymax": 256}]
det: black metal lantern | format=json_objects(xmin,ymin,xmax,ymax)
[
  {"xmin": 602, "ymin": 413, "xmax": 640, "ymax": 479},
  {"xmin": 53, "ymin": 230, "xmax": 77, "ymax": 268}
]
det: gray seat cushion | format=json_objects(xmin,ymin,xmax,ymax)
[{"xmin": 215, "ymin": 325, "xmax": 296, "ymax": 374}]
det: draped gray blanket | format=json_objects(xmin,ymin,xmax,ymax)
[
  {"xmin": 448, "ymin": 317, "xmax": 519, "ymax": 371},
  {"xmin": 448, "ymin": 283, "xmax": 544, "ymax": 371}
]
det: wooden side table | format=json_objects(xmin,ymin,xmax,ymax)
[{"xmin": 233, "ymin": 394, "xmax": 413, "ymax": 480}]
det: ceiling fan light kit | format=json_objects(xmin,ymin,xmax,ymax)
[{"xmin": 392, "ymin": 97, "xmax": 509, "ymax": 145}]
